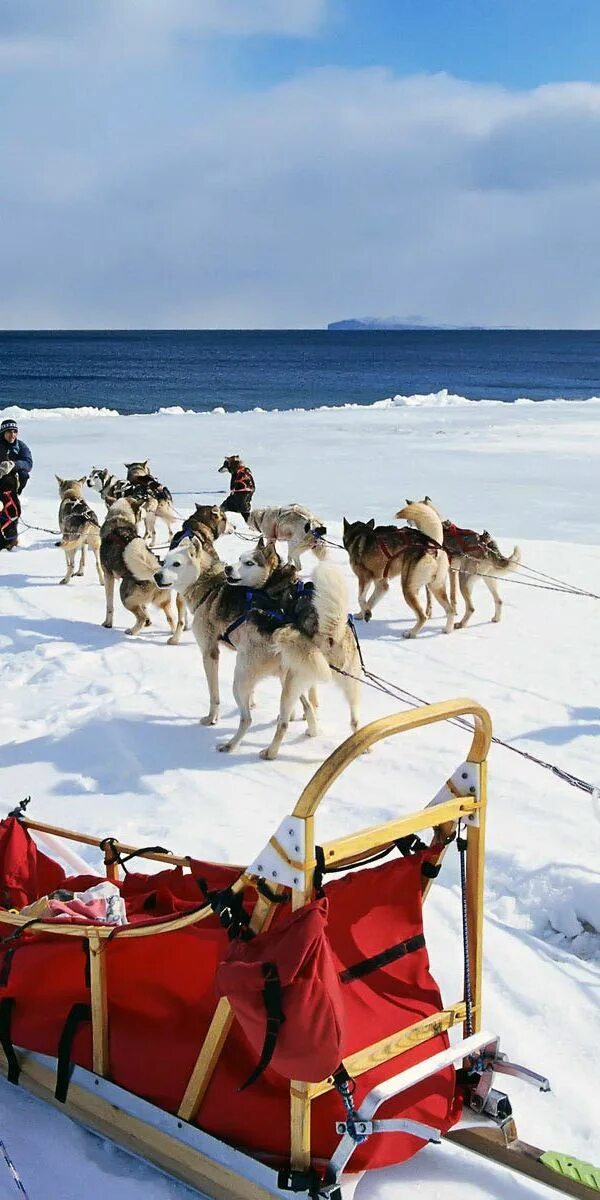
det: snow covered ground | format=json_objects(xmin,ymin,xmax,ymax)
[{"xmin": 0, "ymin": 396, "xmax": 599, "ymax": 1199}]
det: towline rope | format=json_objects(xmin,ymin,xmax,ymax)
[
  {"xmin": 337, "ymin": 631, "xmax": 598, "ymax": 799},
  {"xmin": 0, "ymin": 1137, "xmax": 30, "ymax": 1198}
]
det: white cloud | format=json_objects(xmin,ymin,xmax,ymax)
[{"xmin": 2, "ymin": 56, "xmax": 600, "ymax": 327}]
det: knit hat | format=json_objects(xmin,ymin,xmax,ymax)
[{"xmin": 0, "ymin": 419, "xmax": 18, "ymax": 434}]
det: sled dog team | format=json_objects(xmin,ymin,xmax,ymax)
[{"xmin": 53, "ymin": 456, "xmax": 520, "ymax": 758}]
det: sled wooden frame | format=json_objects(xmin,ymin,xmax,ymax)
[{"xmin": 3, "ymin": 697, "xmax": 591, "ymax": 1199}]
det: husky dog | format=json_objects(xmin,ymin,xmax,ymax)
[
  {"xmin": 124, "ymin": 461, "xmax": 177, "ymax": 547},
  {"xmin": 218, "ymin": 455, "xmax": 256, "ymax": 518},
  {"xmin": 406, "ymin": 496, "xmax": 521, "ymax": 628},
  {"xmin": 87, "ymin": 467, "xmax": 130, "ymax": 507},
  {"xmin": 343, "ymin": 505, "xmax": 454, "ymax": 638},
  {"xmin": 247, "ymin": 504, "xmax": 327, "ymax": 568},
  {"xmin": 56, "ymin": 476, "xmax": 104, "ymax": 586},
  {"xmin": 155, "ymin": 536, "xmax": 361, "ymax": 759},
  {"xmin": 170, "ymin": 503, "xmax": 232, "ymax": 549},
  {"xmin": 100, "ymin": 497, "xmax": 178, "ymax": 638}
]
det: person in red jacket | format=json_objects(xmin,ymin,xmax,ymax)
[{"xmin": 218, "ymin": 454, "xmax": 256, "ymax": 519}]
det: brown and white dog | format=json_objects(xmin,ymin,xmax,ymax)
[
  {"xmin": 247, "ymin": 504, "xmax": 327, "ymax": 568},
  {"xmin": 56, "ymin": 476, "xmax": 104, "ymax": 586},
  {"xmin": 405, "ymin": 497, "xmax": 521, "ymax": 627},
  {"xmin": 100, "ymin": 497, "xmax": 179, "ymax": 638},
  {"xmin": 343, "ymin": 504, "xmax": 454, "ymax": 638},
  {"xmin": 155, "ymin": 535, "xmax": 361, "ymax": 759}
]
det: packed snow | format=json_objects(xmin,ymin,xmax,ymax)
[{"xmin": 0, "ymin": 398, "xmax": 598, "ymax": 1199}]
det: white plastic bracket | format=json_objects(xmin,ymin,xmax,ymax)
[
  {"xmin": 246, "ymin": 815, "xmax": 307, "ymax": 891},
  {"xmin": 426, "ymin": 760, "xmax": 481, "ymax": 826}
]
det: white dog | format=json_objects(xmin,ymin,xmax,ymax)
[{"xmin": 246, "ymin": 504, "xmax": 328, "ymax": 568}]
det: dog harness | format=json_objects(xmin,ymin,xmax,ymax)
[
  {"xmin": 442, "ymin": 521, "xmax": 490, "ymax": 559},
  {"xmin": 0, "ymin": 490, "xmax": 19, "ymax": 538},
  {"xmin": 230, "ymin": 465, "xmax": 255, "ymax": 495},
  {"xmin": 220, "ymin": 580, "xmax": 314, "ymax": 648},
  {"xmin": 170, "ymin": 522, "xmax": 194, "ymax": 550},
  {"xmin": 377, "ymin": 528, "xmax": 440, "ymax": 580}
]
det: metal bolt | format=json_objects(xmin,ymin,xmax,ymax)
[
  {"xmin": 288, "ymin": 829, "xmax": 294, "ymax": 836},
  {"xmin": 462, "ymin": 771, "xmax": 468, "ymax": 780},
  {"xmin": 272, "ymin": 870, "xmax": 277, "ymax": 878},
  {"xmin": 294, "ymin": 845, "xmax": 300, "ymax": 854},
  {"xmin": 257, "ymin": 864, "xmax": 263, "ymax": 872},
  {"xmin": 293, "ymin": 877, "xmax": 299, "ymax": 885},
  {"xmin": 469, "ymin": 786, "xmax": 476, "ymax": 794}
]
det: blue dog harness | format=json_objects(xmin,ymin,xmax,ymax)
[{"xmin": 220, "ymin": 580, "xmax": 315, "ymax": 648}]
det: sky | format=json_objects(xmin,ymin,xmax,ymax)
[{"xmin": 2, "ymin": 0, "xmax": 600, "ymax": 329}]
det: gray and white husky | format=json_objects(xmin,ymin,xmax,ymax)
[
  {"xmin": 155, "ymin": 535, "xmax": 361, "ymax": 759},
  {"xmin": 56, "ymin": 476, "xmax": 104, "ymax": 586}
]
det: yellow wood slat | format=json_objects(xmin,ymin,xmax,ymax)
[
  {"xmin": 306, "ymin": 1002, "xmax": 468, "ymax": 1099},
  {"xmin": 319, "ymin": 795, "xmax": 479, "ymax": 867}
]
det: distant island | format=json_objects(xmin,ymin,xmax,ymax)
[{"xmin": 327, "ymin": 316, "xmax": 509, "ymax": 331}]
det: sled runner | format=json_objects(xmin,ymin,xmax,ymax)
[{"xmin": 0, "ymin": 699, "xmax": 597, "ymax": 1199}]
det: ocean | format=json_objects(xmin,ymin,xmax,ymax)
[{"xmin": 2, "ymin": 329, "xmax": 600, "ymax": 416}]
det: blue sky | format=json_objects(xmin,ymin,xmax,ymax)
[
  {"xmin": 2, "ymin": 0, "xmax": 600, "ymax": 328},
  {"xmin": 235, "ymin": 1, "xmax": 600, "ymax": 90}
]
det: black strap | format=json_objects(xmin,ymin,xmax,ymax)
[
  {"xmin": 195, "ymin": 879, "xmax": 254, "ymax": 941},
  {"xmin": 256, "ymin": 879, "xmax": 287, "ymax": 904},
  {"xmin": 99, "ymin": 839, "xmax": 169, "ymax": 875},
  {"xmin": 0, "ymin": 918, "xmax": 42, "ymax": 946},
  {"xmin": 340, "ymin": 933, "xmax": 426, "ymax": 984},
  {"xmin": 6, "ymin": 797, "xmax": 31, "ymax": 820},
  {"xmin": 0, "ymin": 997, "xmax": 20, "ymax": 1084},
  {"xmin": 240, "ymin": 962, "xmax": 285, "ymax": 1090},
  {"xmin": 55, "ymin": 1003, "xmax": 92, "ymax": 1102}
]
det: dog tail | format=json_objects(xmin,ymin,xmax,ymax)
[
  {"xmin": 312, "ymin": 562, "xmax": 349, "ymax": 643},
  {"xmin": 490, "ymin": 543, "xmax": 521, "ymax": 573},
  {"xmin": 274, "ymin": 626, "xmax": 332, "ymax": 684},
  {"xmin": 122, "ymin": 539, "xmax": 162, "ymax": 582}
]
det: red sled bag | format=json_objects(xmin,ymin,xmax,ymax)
[{"xmin": 215, "ymin": 898, "xmax": 344, "ymax": 1087}]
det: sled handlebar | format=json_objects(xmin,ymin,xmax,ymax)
[{"xmin": 292, "ymin": 698, "xmax": 492, "ymax": 820}]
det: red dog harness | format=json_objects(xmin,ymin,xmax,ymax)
[
  {"xmin": 442, "ymin": 521, "xmax": 490, "ymax": 559},
  {"xmin": 378, "ymin": 528, "xmax": 439, "ymax": 580},
  {"xmin": 231, "ymin": 465, "xmax": 255, "ymax": 494},
  {"xmin": 0, "ymin": 490, "xmax": 19, "ymax": 537}
]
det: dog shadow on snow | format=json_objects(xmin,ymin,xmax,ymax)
[
  {"xmin": 0, "ymin": 613, "xmax": 114, "ymax": 655},
  {"xmin": 1, "ymin": 711, "xmax": 324, "ymax": 796}
]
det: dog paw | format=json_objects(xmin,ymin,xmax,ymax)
[
  {"xmin": 217, "ymin": 741, "xmax": 233, "ymax": 753},
  {"xmin": 402, "ymin": 630, "xmax": 417, "ymax": 639},
  {"xmin": 353, "ymin": 612, "xmax": 364, "ymax": 621},
  {"xmin": 259, "ymin": 747, "xmax": 277, "ymax": 761},
  {"xmin": 200, "ymin": 714, "xmax": 218, "ymax": 726},
  {"xmin": 167, "ymin": 635, "xmax": 181, "ymax": 646},
  {"xmin": 59, "ymin": 578, "xmax": 69, "ymax": 586},
  {"xmin": 364, "ymin": 610, "xmax": 372, "ymax": 622},
  {"xmin": 101, "ymin": 619, "xmax": 113, "ymax": 628}
]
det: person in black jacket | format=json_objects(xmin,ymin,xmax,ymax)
[
  {"xmin": 0, "ymin": 419, "xmax": 33, "ymax": 491},
  {"xmin": 0, "ymin": 419, "xmax": 33, "ymax": 550}
]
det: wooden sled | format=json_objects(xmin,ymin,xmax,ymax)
[{"xmin": 0, "ymin": 698, "xmax": 597, "ymax": 1199}]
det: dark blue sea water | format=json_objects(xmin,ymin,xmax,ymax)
[{"xmin": 2, "ymin": 330, "xmax": 600, "ymax": 415}]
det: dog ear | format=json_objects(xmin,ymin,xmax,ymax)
[
  {"xmin": 367, "ymin": 518, "xmax": 375, "ymax": 530},
  {"xmin": 55, "ymin": 474, "xmax": 64, "ymax": 485},
  {"xmin": 124, "ymin": 462, "xmax": 133, "ymax": 469},
  {"xmin": 256, "ymin": 536, "xmax": 265, "ymax": 549},
  {"xmin": 78, "ymin": 476, "xmax": 87, "ymax": 485},
  {"xmin": 343, "ymin": 517, "xmax": 349, "ymax": 531},
  {"xmin": 424, "ymin": 495, "xmax": 432, "ymax": 504},
  {"xmin": 405, "ymin": 498, "xmax": 412, "ymax": 505}
]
